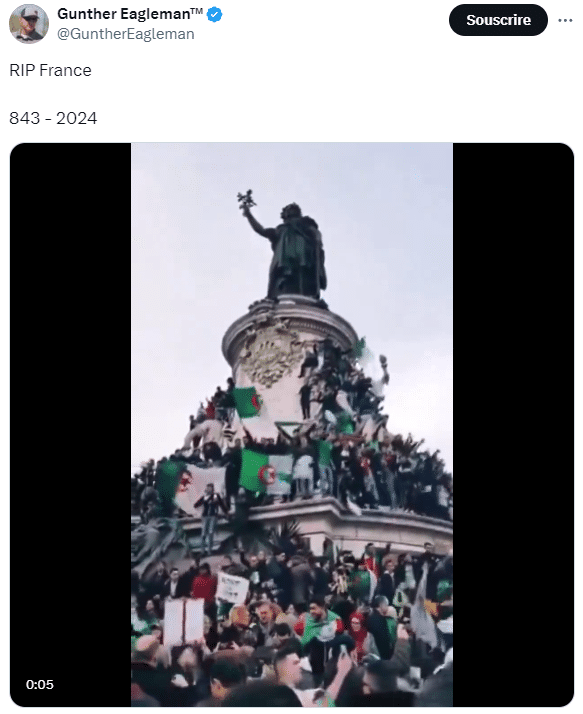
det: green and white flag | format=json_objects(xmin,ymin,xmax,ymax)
[
  {"xmin": 352, "ymin": 337, "xmax": 374, "ymax": 365},
  {"xmin": 239, "ymin": 449, "xmax": 294, "ymax": 496},
  {"xmin": 232, "ymin": 387, "xmax": 262, "ymax": 419},
  {"xmin": 231, "ymin": 386, "xmax": 278, "ymax": 440},
  {"xmin": 352, "ymin": 337, "xmax": 385, "ymax": 397},
  {"xmin": 156, "ymin": 460, "xmax": 188, "ymax": 507}
]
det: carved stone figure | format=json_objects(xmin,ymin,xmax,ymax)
[
  {"xmin": 239, "ymin": 314, "xmax": 307, "ymax": 388},
  {"xmin": 241, "ymin": 201, "xmax": 327, "ymax": 300}
]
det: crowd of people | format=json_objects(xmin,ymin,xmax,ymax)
[
  {"xmin": 131, "ymin": 541, "xmax": 453, "ymax": 706},
  {"xmin": 131, "ymin": 336, "xmax": 453, "ymax": 704},
  {"xmin": 131, "ymin": 337, "xmax": 453, "ymax": 524}
]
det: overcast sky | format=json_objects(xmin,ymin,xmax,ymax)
[{"xmin": 131, "ymin": 143, "xmax": 453, "ymax": 472}]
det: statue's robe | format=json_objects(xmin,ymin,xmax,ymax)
[{"xmin": 265, "ymin": 216, "xmax": 326, "ymax": 299}]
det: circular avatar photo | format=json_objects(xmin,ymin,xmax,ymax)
[{"xmin": 9, "ymin": 5, "xmax": 48, "ymax": 43}]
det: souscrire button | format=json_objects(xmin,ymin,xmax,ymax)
[{"xmin": 449, "ymin": 4, "xmax": 548, "ymax": 35}]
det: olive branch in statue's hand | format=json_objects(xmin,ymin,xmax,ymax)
[{"xmin": 237, "ymin": 189, "xmax": 256, "ymax": 213}]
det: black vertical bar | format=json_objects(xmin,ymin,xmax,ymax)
[
  {"xmin": 453, "ymin": 143, "xmax": 574, "ymax": 707},
  {"xmin": 10, "ymin": 143, "xmax": 129, "ymax": 706}
]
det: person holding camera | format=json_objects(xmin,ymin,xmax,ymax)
[{"xmin": 273, "ymin": 639, "xmax": 353, "ymax": 706}]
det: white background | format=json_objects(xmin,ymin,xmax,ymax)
[{"xmin": 2, "ymin": 0, "xmax": 580, "ymax": 712}]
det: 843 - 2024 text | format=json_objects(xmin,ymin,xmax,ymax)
[{"xmin": 10, "ymin": 112, "xmax": 97, "ymax": 125}]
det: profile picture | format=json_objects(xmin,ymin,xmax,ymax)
[{"xmin": 9, "ymin": 5, "xmax": 48, "ymax": 43}]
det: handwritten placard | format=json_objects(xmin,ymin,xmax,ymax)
[
  {"xmin": 163, "ymin": 598, "xmax": 204, "ymax": 647},
  {"xmin": 216, "ymin": 572, "xmax": 249, "ymax": 605}
]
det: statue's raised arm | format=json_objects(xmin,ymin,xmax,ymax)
[{"xmin": 240, "ymin": 204, "xmax": 277, "ymax": 241}]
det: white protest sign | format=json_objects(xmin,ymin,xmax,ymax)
[
  {"xmin": 163, "ymin": 599, "xmax": 184, "ymax": 648},
  {"xmin": 163, "ymin": 598, "xmax": 204, "ymax": 647},
  {"xmin": 216, "ymin": 572, "xmax": 249, "ymax": 605},
  {"xmin": 184, "ymin": 598, "xmax": 204, "ymax": 642}
]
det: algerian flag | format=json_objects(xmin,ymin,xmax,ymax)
[
  {"xmin": 352, "ymin": 337, "xmax": 385, "ymax": 398},
  {"xmin": 231, "ymin": 387, "xmax": 277, "ymax": 440},
  {"xmin": 349, "ymin": 569, "xmax": 376, "ymax": 603},
  {"xmin": 156, "ymin": 460, "xmax": 188, "ymax": 507},
  {"xmin": 352, "ymin": 337, "xmax": 374, "ymax": 364},
  {"xmin": 232, "ymin": 387, "xmax": 262, "ymax": 418},
  {"xmin": 239, "ymin": 449, "xmax": 293, "ymax": 496},
  {"xmin": 174, "ymin": 465, "xmax": 226, "ymax": 515}
]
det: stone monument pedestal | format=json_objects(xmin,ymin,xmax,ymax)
[
  {"xmin": 176, "ymin": 499, "xmax": 453, "ymax": 558},
  {"xmin": 222, "ymin": 296, "xmax": 358, "ymax": 427}
]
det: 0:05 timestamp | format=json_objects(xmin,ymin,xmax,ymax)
[{"xmin": 26, "ymin": 680, "xmax": 54, "ymax": 689}]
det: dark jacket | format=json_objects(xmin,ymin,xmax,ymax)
[
  {"xmin": 415, "ymin": 662, "xmax": 453, "ymax": 707},
  {"xmin": 131, "ymin": 682, "xmax": 160, "ymax": 706},
  {"xmin": 433, "ymin": 554, "xmax": 453, "ymax": 582},
  {"xmin": 375, "ymin": 572, "xmax": 396, "ymax": 603},
  {"xmin": 144, "ymin": 571, "xmax": 169, "ymax": 600},
  {"xmin": 177, "ymin": 566, "xmax": 199, "ymax": 598},
  {"xmin": 393, "ymin": 563, "xmax": 404, "ymax": 590},
  {"xmin": 273, "ymin": 563, "xmax": 294, "ymax": 609},
  {"xmin": 159, "ymin": 665, "xmax": 208, "ymax": 707},
  {"xmin": 413, "ymin": 552, "xmax": 439, "ymax": 580},
  {"xmin": 239, "ymin": 553, "xmax": 269, "ymax": 590},
  {"xmin": 348, "ymin": 691, "xmax": 416, "ymax": 707},
  {"xmin": 330, "ymin": 598, "xmax": 356, "ymax": 630},
  {"xmin": 346, "ymin": 639, "xmax": 414, "ymax": 706},
  {"xmin": 196, "ymin": 696, "xmax": 221, "ymax": 707},
  {"xmin": 131, "ymin": 663, "xmax": 172, "ymax": 705},
  {"xmin": 160, "ymin": 579, "xmax": 183, "ymax": 600},
  {"xmin": 312, "ymin": 566, "xmax": 330, "ymax": 598},
  {"xmin": 366, "ymin": 611, "xmax": 397, "ymax": 660},
  {"xmin": 222, "ymin": 447, "xmax": 242, "ymax": 470},
  {"xmin": 290, "ymin": 561, "xmax": 313, "ymax": 606},
  {"xmin": 195, "ymin": 492, "xmax": 228, "ymax": 517}
]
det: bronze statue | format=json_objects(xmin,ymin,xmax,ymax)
[{"xmin": 239, "ymin": 193, "xmax": 327, "ymax": 300}]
